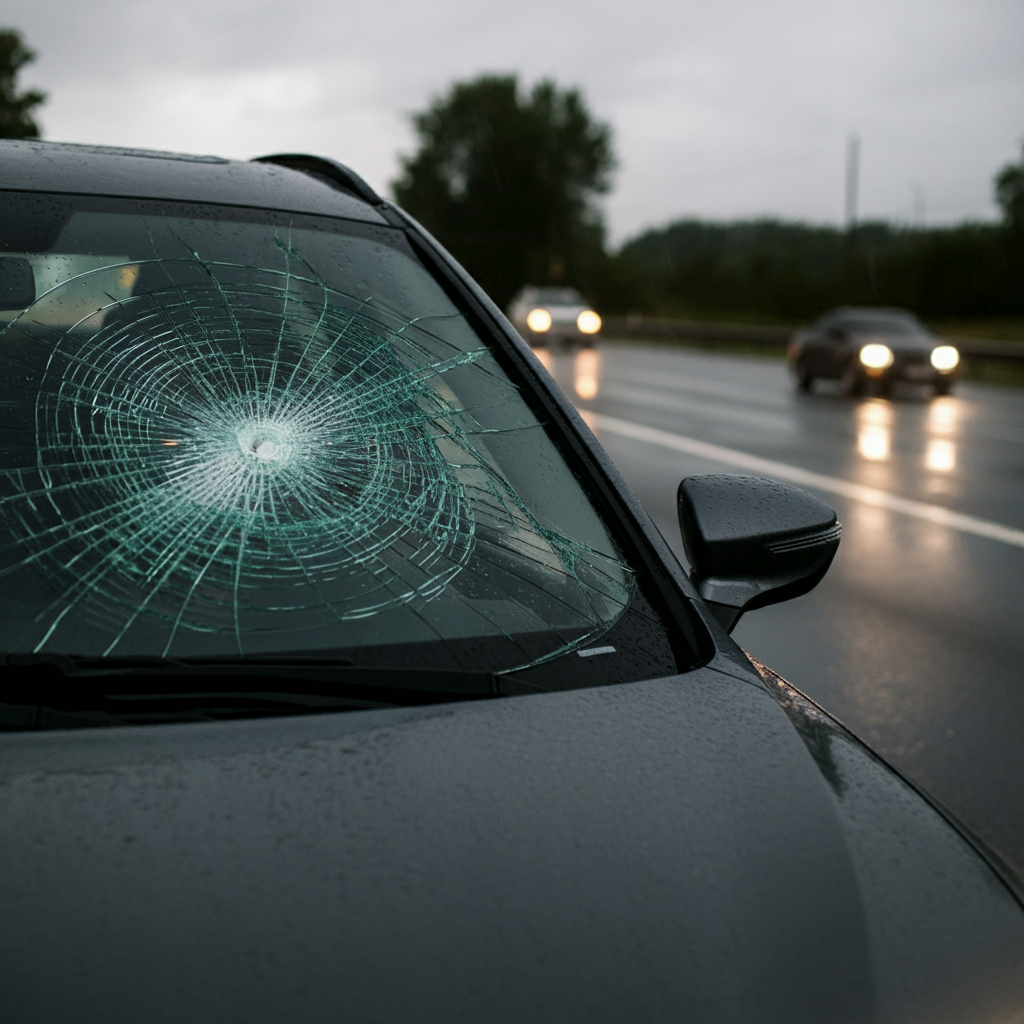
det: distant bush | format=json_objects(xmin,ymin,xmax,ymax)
[{"xmin": 590, "ymin": 216, "xmax": 1022, "ymax": 322}]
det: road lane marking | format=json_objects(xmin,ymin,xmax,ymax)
[{"xmin": 581, "ymin": 410, "xmax": 1024, "ymax": 550}]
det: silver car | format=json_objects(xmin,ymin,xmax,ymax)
[{"xmin": 508, "ymin": 285, "xmax": 602, "ymax": 350}]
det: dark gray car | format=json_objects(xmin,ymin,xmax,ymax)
[
  {"xmin": 0, "ymin": 142, "xmax": 1021, "ymax": 1023},
  {"xmin": 789, "ymin": 306, "xmax": 961, "ymax": 397}
]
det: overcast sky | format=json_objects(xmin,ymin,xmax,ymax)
[{"xmin": 8, "ymin": 0, "xmax": 1023, "ymax": 243}]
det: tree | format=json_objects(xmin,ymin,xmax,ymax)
[
  {"xmin": 392, "ymin": 75, "xmax": 614, "ymax": 309},
  {"xmin": 0, "ymin": 28, "xmax": 45, "ymax": 139},
  {"xmin": 995, "ymin": 143, "xmax": 1024, "ymax": 234}
]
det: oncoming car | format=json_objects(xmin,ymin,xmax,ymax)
[
  {"xmin": 508, "ymin": 284, "xmax": 601, "ymax": 350},
  {"xmin": 789, "ymin": 306, "xmax": 961, "ymax": 397},
  {"xmin": 1, "ymin": 141, "xmax": 1023, "ymax": 1023}
]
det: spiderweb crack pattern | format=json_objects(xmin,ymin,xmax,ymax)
[{"xmin": 0, "ymin": 241, "xmax": 632, "ymax": 661}]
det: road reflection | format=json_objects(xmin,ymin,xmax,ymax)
[
  {"xmin": 927, "ymin": 397, "xmax": 958, "ymax": 435},
  {"xmin": 925, "ymin": 439, "xmax": 956, "ymax": 472},
  {"xmin": 531, "ymin": 347, "xmax": 601, "ymax": 401},
  {"xmin": 924, "ymin": 397, "xmax": 958, "ymax": 473},
  {"xmin": 856, "ymin": 401, "xmax": 892, "ymax": 462},
  {"xmin": 574, "ymin": 349, "xmax": 600, "ymax": 399},
  {"xmin": 851, "ymin": 394, "xmax": 961, "ymax": 479},
  {"xmin": 539, "ymin": 347, "xmax": 967, "ymax": 487}
]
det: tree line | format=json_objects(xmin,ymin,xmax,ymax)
[
  {"xmin": 603, "ymin": 212, "xmax": 1024, "ymax": 322},
  {"xmin": 394, "ymin": 74, "xmax": 1023, "ymax": 324}
]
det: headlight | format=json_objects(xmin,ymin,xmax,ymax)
[
  {"xmin": 576, "ymin": 310, "xmax": 602, "ymax": 334},
  {"xmin": 859, "ymin": 343, "xmax": 894, "ymax": 370},
  {"xmin": 526, "ymin": 308, "xmax": 552, "ymax": 332},
  {"xmin": 930, "ymin": 345, "xmax": 959, "ymax": 371}
]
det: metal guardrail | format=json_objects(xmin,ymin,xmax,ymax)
[
  {"xmin": 945, "ymin": 337, "xmax": 1024, "ymax": 362},
  {"xmin": 602, "ymin": 316, "xmax": 790, "ymax": 347},
  {"xmin": 601, "ymin": 316, "xmax": 1024, "ymax": 364}
]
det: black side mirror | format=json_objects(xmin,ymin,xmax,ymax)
[
  {"xmin": 678, "ymin": 475, "xmax": 841, "ymax": 632},
  {"xmin": 0, "ymin": 257, "xmax": 36, "ymax": 310}
]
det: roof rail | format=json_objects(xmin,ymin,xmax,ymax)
[{"xmin": 252, "ymin": 153, "xmax": 383, "ymax": 207}]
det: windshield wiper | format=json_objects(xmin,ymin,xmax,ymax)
[{"xmin": 0, "ymin": 654, "xmax": 540, "ymax": 731}]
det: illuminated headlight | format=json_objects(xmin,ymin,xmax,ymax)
[
  {"xmin": 576, "ymin": 310, "xmax": 602, "ymax": 334},
  {"xmin": 930, "ymin": 345, "xmax": 960, "ymax": 371},
  {"xmin": 859, "ymin": 343, "xmax": 894, "ymax": 370},
  {"xmin": 526, "ymin": 308, "xmax": 552, "ymax": 332}
]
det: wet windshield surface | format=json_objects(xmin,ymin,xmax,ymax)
[{"xmin": 0, "ymin": 193, "xmax": 688, "ymax": 685}]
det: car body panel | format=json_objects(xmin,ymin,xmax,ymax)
[{"xmin": 3, "ymin": 666, "xmax": 1023, "ymax": 1023}]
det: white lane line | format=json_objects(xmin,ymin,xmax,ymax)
[{"xmin": 582, "ymin": 410, "xmax": 1024, "ymax": 550}]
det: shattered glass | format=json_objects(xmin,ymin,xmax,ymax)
[{"xmin": 0, "ymin": 195, "xmax": 634, "ymax": 669}]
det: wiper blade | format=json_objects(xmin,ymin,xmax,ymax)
[
  {"xmin": 0, "ymin": 653, "xmax": 522, "ymax": 695},
  {"xmin": 0, "ymin": 654, "xmax": 548, "ymax": 731}
]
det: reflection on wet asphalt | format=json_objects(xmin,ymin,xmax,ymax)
[{"xmin": 539, "ymin": 342, "xmax": 1024, "ymax": 872}]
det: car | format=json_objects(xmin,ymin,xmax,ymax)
[
  {"xmin": 788, "ymin": 306, "xmax": 961, "ymax": 397},
  {"xmin": 1, "ymin": 140, "xmax": 1023, "ymax": 1023},
  {"xmin": 508, "ymin": 284, "xmax": 602, "ymax": 350}
]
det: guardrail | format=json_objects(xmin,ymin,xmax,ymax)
[
  {"xmin": 602, "ymin": 316, "xmax": 790, "ymax": 347},
  {"xmin": 601, "ymin": 316, "xmax": 1024, "ymax": 366}
]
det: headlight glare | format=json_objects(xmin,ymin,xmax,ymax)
[
  {"xmin": 930, "ymin": 345, "xmax": 959, "ymax": 371},
  {"xmin": 859, "ymin": 343, "xmax": 894, "ymax": 370},
  {"xmin": 576, "ymin": 310, "xmax": 602, "ymax": 334},
  {"xmin": 526, "ymin": 308, "xmax": 552, "ymax": 332}
]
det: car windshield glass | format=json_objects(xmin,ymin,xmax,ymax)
[
  {"xmin": 837, "ymin": 316, "xmax": 923, "ymax": 337},
  {"xmin": 0, "ymin": 192, "xmax": 652, "ymax": 676}
]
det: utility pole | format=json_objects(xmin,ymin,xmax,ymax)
[{"xmin": 845, "ymin": 134, "xmax": 860, "ymax": 230}]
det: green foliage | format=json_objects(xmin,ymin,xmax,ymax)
[
  {"xmin": 392, "ymin": 75, "xmax": 614, "ymax": 309},
  {"xmin": 605, "ymin": 216, "xmax": 1022, "ymax": 321},
  {"xmin": 995, "ymin": 144, "xmax": 1024, "ymax": 233},
  {"xmin": 0, "ymin": 28, "xmax": 45, "ymax": 139}
]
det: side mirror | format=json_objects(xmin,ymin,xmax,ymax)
[{"xmin": 678, "ymin": 475, "xmax": 841, "ymax": 632}]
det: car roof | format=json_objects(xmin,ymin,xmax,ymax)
[
  {"xmin": 514, "ymin": 286, "xmax": 586, "ymax": 305},
  {"xmin": 0, "ymin": 140, "xmax": 389, "ymax": 225}
]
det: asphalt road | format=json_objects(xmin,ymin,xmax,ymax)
[{"xmin": 537, "ymin": 341, "xmax": 1024, "ymax": 874}]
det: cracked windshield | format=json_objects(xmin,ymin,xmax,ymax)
[{"xmin": 0, "ymin": 193, "xmax": 635, "ymax": 671}]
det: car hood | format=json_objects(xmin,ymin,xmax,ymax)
[
  {"xmin": 544, "ymin": 304, "xmax": 588, "ymax": 323},
  {"xmin": 1, "ymin": 664, "xmax": 1022, "ymax": 1023},
  {"xmin": 850, "ymin": 331, "xmax": 936, "ymax": 353}
]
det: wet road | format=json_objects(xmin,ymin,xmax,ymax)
[{"xmin": 537, "ymin": 342, "xmax": 1024, "ymax": 872}]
